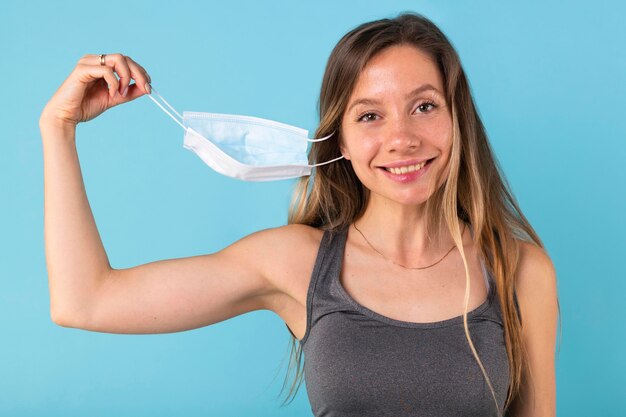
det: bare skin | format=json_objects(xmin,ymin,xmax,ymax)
[{"xmin": 41, "ymin": 50, "xmax": 557, "ymax": 416}]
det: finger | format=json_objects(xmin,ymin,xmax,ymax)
[
  {"xmin": 90, "ymin": 54, "xmax": 151, "ymax": 95},
  {"xmin": 124, "ymin": 56, "xmax": 152, "ymax": 94},
  {"xmin": 94, "ymin": 53, "xmax": 133, "ymax": 97},
  {"xmin": 78, "ymin": 54, "xmax": 151, "ymax": 96},
  {"xmin": 75, "ymin": 63, "xmax": 119, "ymax": 98},
  {"xmin": 126, "ymin": 56, "xmax": 152, "ymax": 84},
  {"xmin": 113, "ymin": 82, "xmax": 146, "ymax": 103},
  {"xmin": 79, "ymin": 54, "xmax": 133, "ymax": 96}
]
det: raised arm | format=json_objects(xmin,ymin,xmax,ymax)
[{"xmin": 39, "ymin": 54, "xmax": 299, "ymax": 334}]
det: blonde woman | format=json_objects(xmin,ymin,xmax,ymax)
[{"xmin": 40, "ymin": 13, "xmax": 559, "ymax": 417}]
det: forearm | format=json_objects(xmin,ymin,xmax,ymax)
[{"xmin": 40, "ymin": 118, "xmax": 111, "ymax": 325}]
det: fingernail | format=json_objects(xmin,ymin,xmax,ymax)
[
  {"xmin": 122, "ymin": 86, "xmax": 128, "ymax": 97},
  {"xmin": 144, "ymin": 83, "xmax": 151, "ymax": 94}
]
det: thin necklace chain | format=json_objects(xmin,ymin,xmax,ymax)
[{"xmin": 352, "ymin": 222, "xmax": 466, "ymax": 270}]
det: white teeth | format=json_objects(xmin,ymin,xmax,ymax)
[{"xmin": 385, "ymin": 161, "xmax": 427, "ymax": 175}]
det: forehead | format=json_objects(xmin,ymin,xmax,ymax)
[{"xmin": 348, "ymin": 44, "xmax": 444, "ymax": 100}]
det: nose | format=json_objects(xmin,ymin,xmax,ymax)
[{"xmin": 382, "ymin": 116, "xmax": 421, "ymax": 153}]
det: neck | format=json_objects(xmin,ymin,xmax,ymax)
[{"xmin": 354, "ymin": 197, "xmax": 467, "ymax": 266}]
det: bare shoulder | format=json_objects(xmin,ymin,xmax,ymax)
[
  {"xmin": 509, "ymin": 242, "xmax": 559, "ymax": 415},
  {"xmin": 248, "ymin": 223, "xmax": 323, "ymax": 253},
  {"xmin": 515, "ymin": 241, "xmax": 558, "ymax": 310},
  {"xmin": 247, "ymin": 224, "xmax": 324, "ymax": 313},
  {"xmin": 246, "ymin": 223, "xmax": 323, "ymax": 270}
]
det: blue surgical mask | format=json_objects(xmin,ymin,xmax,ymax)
[{"xmin": 147, "ymin": 86, "xmax": 343, "ymax": 181}]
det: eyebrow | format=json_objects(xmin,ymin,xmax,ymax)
[{"xmin": 346, "ymin": 84, "xmax": 442, "ymax": 113}]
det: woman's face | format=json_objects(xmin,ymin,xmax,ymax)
[{"xmin": 340, "ymin": 44, "xmax": 453, "ymax": 207}]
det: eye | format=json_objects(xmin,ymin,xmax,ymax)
[
  {"xmin": 357, "ymin": 112, "xmax": 380, "ymax": 123},
  {"xmin": 415, "ymin": 101, "xmax": 437, "ymax": 113}
]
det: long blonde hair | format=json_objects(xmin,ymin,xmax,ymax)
[{"xmin": 278, "ymin": 12, "xmax": 560, "ymax": 415}]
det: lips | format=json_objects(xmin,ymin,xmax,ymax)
[
  {"xmin": 379, "ymin": 158, "xmax": 434, "ymax": 173},
  {"xmin": 377, "ymin": 157, "xmax": 435, "ymax": 183},
  {"xmin": 384, "ymin": 161, "xmax": 427, "ymax": 175}
]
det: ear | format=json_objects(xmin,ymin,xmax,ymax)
[{"xmin": 339, "ymin": 142, "xmax": 351, "ymax": 160}]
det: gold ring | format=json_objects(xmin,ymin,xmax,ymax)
[{"xmin": 99, "ymin": 54, "xmax": 106, "ymax": 66}]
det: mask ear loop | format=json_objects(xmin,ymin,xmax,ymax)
[
  {"xmin": 307, "ymin": 131, "xmax": 335, "ymax": 142},
  {"xmin": 146, "ymin": 86, "xmax": 187, "ymax": 131},
  {"xmin": 304, "ymin": 130, "xmax": 345, "ymax": 167},
  {"xmin": 309, "ymin": 154, "xmax": 345, "ymax": 167}
]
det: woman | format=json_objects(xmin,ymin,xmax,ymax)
[{"xmin": 39, "ymin": 13, "xmax": 559, "ymax": 417}]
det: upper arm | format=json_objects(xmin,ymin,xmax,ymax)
[
  {"xmin": 507, "ymin": 242, "xmax": 559, "ymax": 416},
  {"xmin": 59, "ymin": 225, "xmax": 307, "ymax": 334}
]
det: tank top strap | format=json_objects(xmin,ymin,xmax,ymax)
[
  {"xmin": 298, "ymin": 226, "xmax": 351, "ymax": 346},
  {"xmin": 469, "ymin": 223, "xmax": 523, "ymax": 326}
]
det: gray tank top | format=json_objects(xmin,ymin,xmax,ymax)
[{"xmin": 293, "ymin": 227, "xmax": 518, "ymax": 417}]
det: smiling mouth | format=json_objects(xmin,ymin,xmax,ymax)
[{"xmin": 382, "ymin": 159, "xmax": 434, "ymax": 175}]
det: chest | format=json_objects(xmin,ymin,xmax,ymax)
[{"xmin": 339, "ymin": 241, "xmax": 490, "ymax": 324}]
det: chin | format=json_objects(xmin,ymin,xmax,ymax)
[
  {"xmin": 395, "ymin": 195, "xmax": 430, "ymax": 207},
  {"xmin": 374, "ymin": 189, "xmax": 432, "ymax": 207}
]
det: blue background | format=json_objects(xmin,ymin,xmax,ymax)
[{"xmin": 1, "ymin": 0, "xmax": 624, "ymax": 415}]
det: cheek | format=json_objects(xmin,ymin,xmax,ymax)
[
  {"xmin": 341, "ymin": 132, "xmax": 380, "ymax": 162},
  {"xmin": 421, "ymin": 116, "xmax": 453, "ymax": 148},
  {"xmin": 341, "ymin": 138, "xmax": 380, "ymax": 183},
  {"xmin": 352, "ymin": 144, "xmax": 381, "ymax": 173},
  {"xmin": 431, "ymin": 127, "xmax": 454, "ymax": 188}
]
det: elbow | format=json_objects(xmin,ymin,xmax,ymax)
[
  {"xmin": 49, "ymin": 300, "xmax": 92, "ymax": 329},
  {"xmin": 50, "ymin": 305, "xmax": 78, "ymax": 328},
  {"xmin": 48, "ymin": 272, "xmax": 108, "ymax": 329},
  {"xmin": 50, "ymin": 312, "xmax": 70, "ymax": 328}
]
